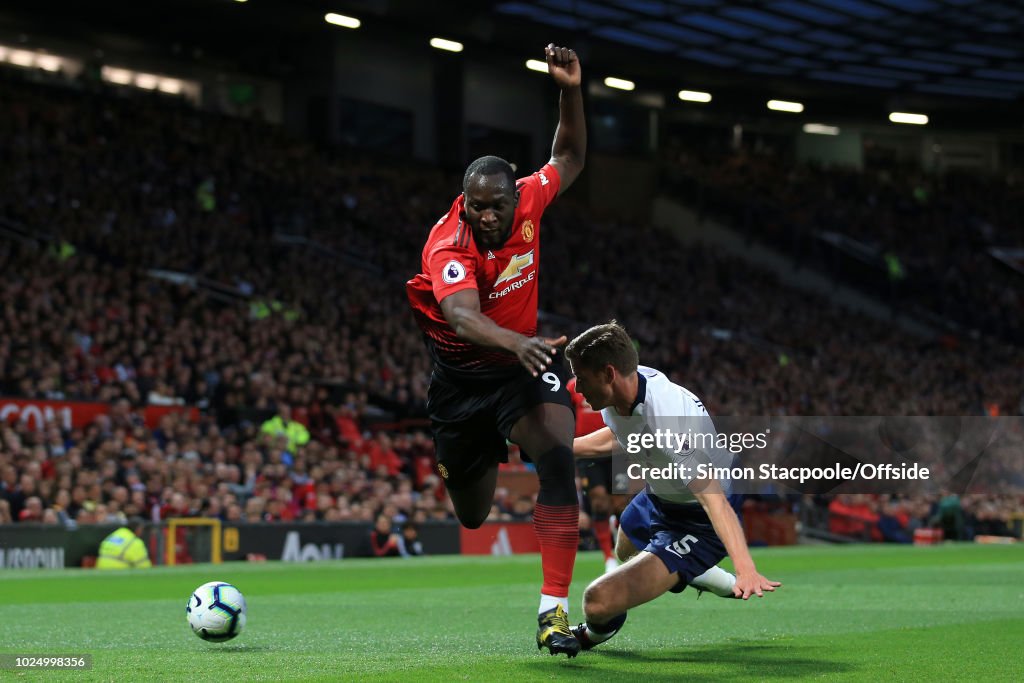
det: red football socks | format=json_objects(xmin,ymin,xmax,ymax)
[
  {"xmin": 593, "ymin": 518, "xmax": 614, "ymax": 561},
  {"xmin": 533, "ymin": 503, "xmax": 579, "ymax": 597}
]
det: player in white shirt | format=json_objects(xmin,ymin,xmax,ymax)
[{"xmin": 564, "ymin": 321, "xmax": 779, "ymax": 650}]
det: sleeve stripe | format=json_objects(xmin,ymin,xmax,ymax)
[
  {"xmin": 452, "ymin": 218, "xmax": 463, "ymax": 246},
  {"xmin": 452, "ymin": 218, "xmax": 473, "ymax": 248}
]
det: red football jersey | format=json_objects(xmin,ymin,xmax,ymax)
[
  {"xmin": 568, "ymin": 377, "xmax": 606, "ymax": 438},
  {"xmin": 407, "ymin": 163, "xmax": 560, "ymax": 379}
]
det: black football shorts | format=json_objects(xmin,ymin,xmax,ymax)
[
  {"xmin": 577, "ymin": 457, "xmax": 613, "ymax": 493},
  {"xmin": 426, "ymin": 358, "xmax": 573, "ymax": 490}
]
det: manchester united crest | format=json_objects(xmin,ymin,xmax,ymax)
[{"xmin": 521, "ymin": 220, "xmax": 535, "ymax": 243}]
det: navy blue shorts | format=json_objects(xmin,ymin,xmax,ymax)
[{"xmin": 619, "ymin": 491, "xmax": 744, "ymax": 593}]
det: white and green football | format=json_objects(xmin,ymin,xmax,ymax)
[{"xmin": 186, "ymin": 581, "xmax": 247, "ymax": 642}]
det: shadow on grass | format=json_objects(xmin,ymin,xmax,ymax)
[
  {"xmin": 527, "ymin": 641, "xmax": 854, "ymax": 681},
  {"xmin": 203, "ymin": 645, "xmax": 272, "ymax": 653}
]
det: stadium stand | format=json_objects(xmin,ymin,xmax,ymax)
[
  {"xmin": 661, "ymin": 134, "xmax": 1024, "ymax": 342},
  {"xmin": 0, "ymin": 66, "xmax": 1021, "ymax": 546}
]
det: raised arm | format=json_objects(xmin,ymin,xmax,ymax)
[
  {"xmin": 544, "ymin": 44, "xmax": 586, "ymax": 195},
  {"xmin": 439, "ymin": 289, "xmax": 566, "ymax": 377}
]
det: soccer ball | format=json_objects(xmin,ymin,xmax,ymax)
[{"xmin": 186, "ymin": 581, "xmax": 247, "ymax": 642}]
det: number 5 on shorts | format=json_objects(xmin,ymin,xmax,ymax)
[{"xmin": 666, "ymin": 534, "xmax": 699, "ymax": 558}]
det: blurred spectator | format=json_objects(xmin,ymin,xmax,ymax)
[
  {"xmin": 96, "ymin": 519, "xmax": 153, "ymax": 569},
  {"xmin": 877, "ymin": 501, "xmax": 912, "ymax": 544},
  {"xmin": 369, "ymin": 513, "xmax": 401, "ymax": 557},
  {"xmin": 937, "ymin": 494, "xmax": 966, "ymax": 541},
  {"xmin": 18, "ymin": 496, "xmax": 44, "ymax": 522},
  {"xmin": 260, "ymin": 405, "xmax": 310, "ymax": 455},
  {"xmin": 828, "ymin": 495, "xmax": 880, "ymax": 541},
  {"xmin": 398, "ymin": 522, "xmax": 424, "ymax": 557}
]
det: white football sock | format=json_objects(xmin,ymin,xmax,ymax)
[
  {"xmin": 583, "ymin": 612, "xmax": 627, "ymax": 643},
  {"xmin": 539, "ymin": 594, "xmax": 569, "ymax": 615},
  {"xmin": 584, "ymin": 625, "xmax": 616, "ymax": 643},
  {"xmin": 690, "ymin": 565, "xmax": 736, "ymax": 597}
]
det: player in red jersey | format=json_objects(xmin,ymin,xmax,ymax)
[
  {"xmin": 407, "ymin": 44, "xmax": 585, "ymax": 657},
  {"xmin": 569, "ymin": 377, "xmax": 628, "ymax": 574}
]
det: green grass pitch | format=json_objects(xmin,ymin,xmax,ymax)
[{"xmin": 1, "ymin": 544, "xmax": 1022, "ymax": 681}]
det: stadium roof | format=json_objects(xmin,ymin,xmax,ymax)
[
  {"xmin": 493, "ymin": 0, "xmax": 1024, "ymax": 102},
  {"xmin": 2, "ymin": 0, "xmax": 1022, "ymax": 127}
]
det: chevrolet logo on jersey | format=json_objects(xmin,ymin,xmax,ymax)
[{"xmin": 493, "ymin": 250, "xmax": 534, "ymax": 287}]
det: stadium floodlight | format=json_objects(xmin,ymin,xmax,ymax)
[
  {"xmin": 135, "ymin": 73, "xmax": 159, "ymax": 90},
  {"xmin": 889, "ymin": 112, "xmax": 928, "ymax": 125},
  {"xmin": 803, "ymin": 123, "xmax": 840, "ymax": 136},
  {"xmin": 7, "ymin": 49, "xmax": 35, "ymax": 68},
  {"xmin": 767, "ymin": 99, "xmax": 804, "ymax": 113},
  {"xmin": 158, "ymin": 78, "xmax": 183, "ymax": 95},
  {"xmin": 604, "ymin": 76, "xmax": 635, "ymax": 91},
  {"xmin": 525, "ymin": 59, "xmax": 548, "ymax": 73},
  {"xmin": 678, "ymin": 90, "xmax": 712, "ymax": 103},
  {"xmin": 102, "ymin": 66, "xmax": 133, "ymax": 85},
  {"xmin": 430, "ymin": 37, "xmax": 463, "ymax": 53},
  {"xmin": 324, "ymin": 12, "xmax": 360, "ymax": 29},
  {"xmin": 35, "ymin": 54, "xmax": 61, "ymax": 72}
]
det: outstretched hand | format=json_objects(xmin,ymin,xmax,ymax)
[
  {"xmin": 733, "ymin": 572, "xmax": 782, "ymax": 600},
  {"xmin": 514, "ymin": 334, "xmax": 567, "ymax": 377},
  {"xmin": 546, "ymin": 44, "xmax": 581, "ymax": 89}
]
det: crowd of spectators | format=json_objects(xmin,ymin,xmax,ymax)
[
  {"xmin": 824, "ymin": 493, "xmax": 1019, "ymax": 543},
  {"xmin": 661, "ymin": 132, "xmax": 1024, "ymax": 342},
  {"xmin": 0, "ymin": 404, "xmax": 450, "ymax": 528},
  {"xmin": 0, "ymin": 69, "xmax": 1021, "ymax": 544}
]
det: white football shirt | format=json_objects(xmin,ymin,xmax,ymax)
[{"xmin": 600, "ymin": 366, "xmax": 731, "ymax": 505}]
